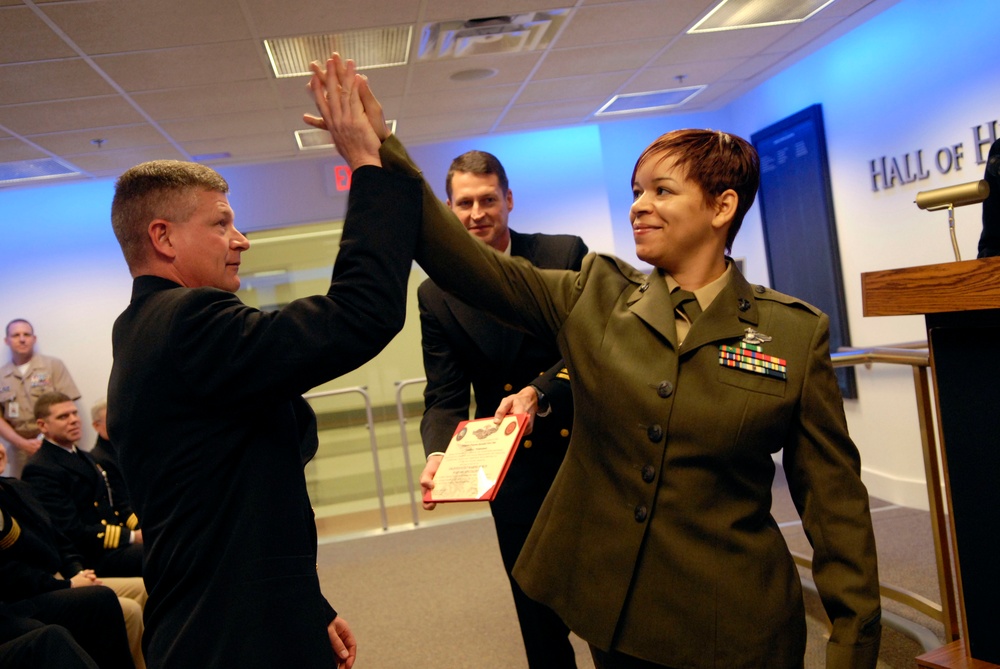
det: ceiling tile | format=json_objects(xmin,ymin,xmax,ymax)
[
  {"xmin": 499, "ymin": 98, "xmax": 605, "ymax": 126},
  {"xmin": 397, "ymin": 109, "xmax": 502, "ymax": 142},
  {"xmin": 64, "ymin": 145, "xmax": 188, "ymax": 176},
  {"xmin": 159, "ymin": 110, "xmax": 287, "ymax": 143},
  {"xmin": 183, "ymin": 132, "xmax": 299, "ymax": 162},
  {"xmin": 92, "ymin": 41, "xmax": 267, "ymax": 92},
  {"xmin": 658, "ymin": 24, "xmax": 796, "ymax": 64},
  {"xmin": 27, "ymin": 124, "xmax": 168, "ymax": 155},
  {"xmin": 0, "ymin": 138, "xmax": 49, "ymax": 163},
  {"xmin": 0, "ymin": 60, "xmax": 116, "ymax": 105},
  {"xmin": 518, "ymin": 71, "xmax": 631, "ymax": 104},
  {"xmin": 0, "ymin": 6, "xmax": 77, "ymax": 64},
  {"xmin": 409, "ymin": 51, "xmax": 542, "ymax": 93},
  {"xmin": 242, "ymin": 0, "xmax": 420, "ymax": 37},
  {"xmin": 555, "ymin": 0, "xmax": 703, "ymax": 48},
  {"xmin": 40, "ymin": 0, "xmax": 251, "ymax": 54},
  {"xmin": 533, "ymin": 40, "xmax": 666, "ymax": 80},
  {"xmin": 131, "ymin": 81, "xmax": 282, "ymax": 121},
  {"xmin": 0, "ymin": 96, "xmax": 145, "ymax": 135},
  {"xmin": 398, "ymin": 85, "xmax": 521, "ymax": 117}
]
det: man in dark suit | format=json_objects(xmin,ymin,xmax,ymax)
[
  {"xmin": 22, "ymin": 393, "xmax": 142, "ymax": 578},
  {"xmin": 418, "ymin": 150, "xmax": 587, "ymax": 668},
  {"xmin": 106, "ymin": 64, "xmax": 420, "ymax": 669}
]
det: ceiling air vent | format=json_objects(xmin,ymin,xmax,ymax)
[{"xmin": 418, "ymin": 10, "xmax": 569, "ymax": 60}]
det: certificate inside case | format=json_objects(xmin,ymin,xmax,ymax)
[{"xmin": 424, "ymin": 414, "xmax": 528, "ymax": 503}]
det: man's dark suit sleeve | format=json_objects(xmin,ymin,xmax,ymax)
[
  {"xmin": 418, "ymin": 282, "xmax": 473, "ymax": 457},
  {"xmin": 527, "ymin": 236, "xmax": 587, "ymax": 415}
]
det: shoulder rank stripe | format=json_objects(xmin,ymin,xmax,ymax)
[{"xmin": 0, "ymin": 517, "xmax": 21, "ymax": 550}]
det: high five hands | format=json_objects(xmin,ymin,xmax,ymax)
[{"xmin": 303, "ymin": 52, "xmax": 390, "ymax": 170}]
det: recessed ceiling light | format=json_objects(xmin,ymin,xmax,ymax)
[
  {"xmin": 265, "ymin": 26, "xmax": 412, "ymax": 78},
  {"xmin": 0, "ymin": 158, "xmax": 81, "ymax": 187},
  {"xmin": 595, "ymin": 86, "xmax": 706, "ymax": 117},
  {"xmin": 450, "ymin": 68, "xmax": 498, "ymax": 82},
  {"xmin": 689, "ymin": 0, "xmax": 836, "ymax": 33}
]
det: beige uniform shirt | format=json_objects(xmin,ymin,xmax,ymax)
[{"xmin": 0, "ymin": 353, "xmax": 80, "ymax": 438}]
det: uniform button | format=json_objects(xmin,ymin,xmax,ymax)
[
  {"xmin": 639, "ymin": 283, "xmax": 649, "ymax": 292},
  {"xmin": 503, "ymin": 383, "xmax": 513, "ymax": 391},
  {"xmin": 754, "ymin": 285, "xmax": 766, "ymax": 294},
  {"xmin": 656, "ymin": 381, "xmax": 673, "ymax": 398},
  {"xmin": 523, "ymin": 440, "xmax": 533, "ymax": 449},
  {"xmin": 560, "ymin": 428, "xmax": 570, "ymax": 437},
  {"xmin": 647, "ymin": 424, "xmax": 663, "ymax": 442},
  {"xmin": 642, "ymin": 465, "xmax": 655, "ymax": 483},
  {"xmin": 634, "ymin": 505, "xmax": 648, "ymax": 522}
]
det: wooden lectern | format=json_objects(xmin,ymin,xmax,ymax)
[{"xmin": 862, "ymin": 256, "xmax": 1000, "ymax": 668}]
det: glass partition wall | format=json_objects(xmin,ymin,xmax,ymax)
[{"xmin": 237, "ymin": 221, "xmax": 485, "ymax": 540}]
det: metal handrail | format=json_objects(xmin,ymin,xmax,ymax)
[
  {"xmin": 303, "ymin": 386, "xmax": 389, "ymax": 531},
  {"xmin": 394, "ymin": 378, "xmax": 428, "ymax": 527}
]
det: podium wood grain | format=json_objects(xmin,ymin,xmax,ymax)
[
  {"xmin": 861, "ymin": 256, "xmax": 1000, "ymax": 316},
  {"xmin": 917, "ymin": 640, "xmax": 1000, "ymax": 669}
]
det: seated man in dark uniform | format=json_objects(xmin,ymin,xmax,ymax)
[
  {"xmin": 88, "ymin": 400, "xmax": 132, "ymax": 513},
  {"xmin": 0, "ymin": 445, "xmax": 134, "ymax": 669},
  {"xmin": 21, "ymin": 393, "xmax": 142, "ymax": 577}
]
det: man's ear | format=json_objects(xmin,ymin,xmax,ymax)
[
  {"xmin": 711, "ymin": 189, "xmax": 738, "ymax": 231},
  {"xmin": 148, "ymin": 219, "xmax": 177, "ymax": 259},
  {"xmin": 505, "ymin": 188, "xmax": 514, "ymax": 213}
]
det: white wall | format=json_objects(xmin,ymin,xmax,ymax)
[
  {"xmin": 718, "ymin": 0, "xmax": 999, "ymax": 508},
  {"xmin": 2, "ymin": 0, "xmax": 995, "ymax": 506}
]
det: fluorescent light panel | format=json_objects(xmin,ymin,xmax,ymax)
[
  {"xmin": 265, "ymin": 26, "xmax": 412, "ymax": 78},
  {"xmin": 595, "ymin": 86, "xmax": 706, "ymax": 117},
  {"xmin": 0, "ymin": 158, "xmax": 80, "ymax": 186},
  {"xmin": 294, "ymin": 121, "xmax": 398, "ymax": 151},
  {"xmin": 689, "ymin": 0, "xmax": 836, "ymax": 33}
]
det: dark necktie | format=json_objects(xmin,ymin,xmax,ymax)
[{"xmin": 671, "ymin": 289, "xmax": 702, "ymax": 323}]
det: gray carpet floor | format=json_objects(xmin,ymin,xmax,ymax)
[{"xmin": 316, "ymin": 466, "xmax": 947, "ymax": 668}]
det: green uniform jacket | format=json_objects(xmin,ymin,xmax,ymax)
[{"xmin": 381, "ymin": 136, "xmax": 881, "ymax": 669}]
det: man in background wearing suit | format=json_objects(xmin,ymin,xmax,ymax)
[
  {"xmin": 107, "ymin": 64, "xmax": 420, "ymax": 669},
  {"xmin": 418, "ymin": 150, "xmax": 587, "ymax": 668}
]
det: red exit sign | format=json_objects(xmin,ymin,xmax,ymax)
[{"xmin": 333, "ymin": 165, "xmax": 352, "ymax": 191}]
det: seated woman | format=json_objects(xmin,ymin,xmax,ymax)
[{"xmin": 308, "ymin": 54, "xmax": 882, "ymax": 669}]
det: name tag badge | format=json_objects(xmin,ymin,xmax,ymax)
[{"xmin": 7, "ymin": 401, "xmax": 19, "ymax": 419}]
